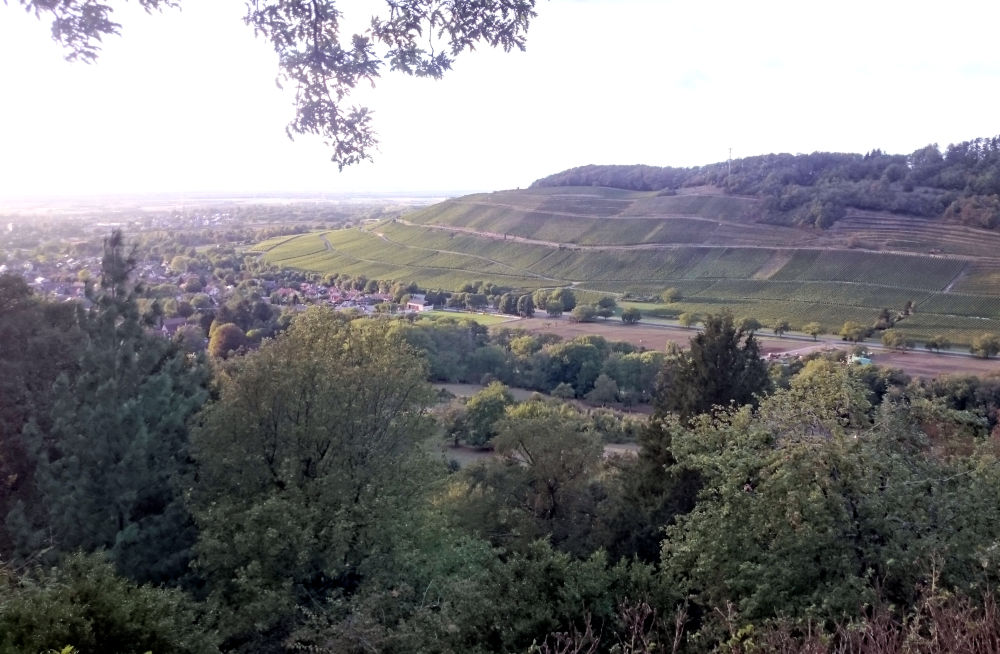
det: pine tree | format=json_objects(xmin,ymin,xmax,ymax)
[
  {"xmin": 13, "ymin": 231, "xmax": 209, "ymax": 584},
  {"xmin": 0, "ymin": 275, "xmax": 83, "ymax": 558},
  {"xmin": 659, "ymin": 312, "xmax": 770, "ymax": 420}
]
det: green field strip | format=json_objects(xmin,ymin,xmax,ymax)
[
  {"xmin": 262, "ymin": 230, "xmax": 557, "ymax": 290},
  {"xmin": 260, "ymin": 233, "xmax": 329, "ymax": 261},
  {"xmin": 680, "ymin": 247, "xmax": 773, "ymax": 279},
  {"xmin": 646, "ymin": 297, "xmax": 880, "ymax": 331},
  {"xmin": 693, "ymin": 279, "xmax": 931, "ymax": 309},
  {"xmin": 770, "ymin": 249, "xmax": 965, "ymax": 288},
  {"xmin": 517, "ymin": 186, "xmax": 645, "ymax": 200},
  {"xmin": 267, "ymin": 231, "xmax": 546, "ymax": 280},
  {"xmin": 578, "ymin": 279, "xmax": 717, "ymax": 296},
  {"xmin": 406, "ymin": 203, "xmax": 729, "ymax": 248},
  {"xmin": 276, "ymin": 249, "xmax": 552, "ymax": 290},
  {"xmin": 891, "ymin": 313, "xmax": 1000, "ymax": 347},
  {"xmin": 368, "ymin": 230, "xmax": 557, "ymax": 280},
  {"xmin": 622, "ymin": 193, "xmax": 758, "ymax": 221},
  {"xmin": 952, "ymin": 265, "xmax": 1000, "ymax": 295},
  {"xmin": 379, "ymin": 223, "xmax": 557, "ymax": 265},
  {"xmin": 916, "ymin": 293, "xmax": 1000, "ymax": 318},
  {"xmin": 246, "ymin": 233, "xmax": 304, "ymax": 252},
  {"xmin": 523, "ymin": 248, "xmax": 712, "ymax": 282},
  {"xmin": 765, "ymin": 250, "xmax": 821, "ymax": 280},
  {"xmin": 536, "ymin": 195, "xmax": 632, "ymax": 217}
]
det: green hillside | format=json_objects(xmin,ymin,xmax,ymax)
[{"xmin": 258, "ymin": 185, "xmax": 1000, "ymax": 346}]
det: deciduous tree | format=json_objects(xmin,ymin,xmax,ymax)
[
  {"xmin": 549, "ymin": 287, "xmax": 577, "ymax": 312},
  {"xmin": 621, "ymin": 307, "xmax": 641, "ymax": 324},
  {"xmin": 585, "ymin": 373, "xmax": 619, "ymax": 405},
  {"xmin": 464, "ymin": 381, "xmax": 515, "ymax": 447},
  {"xmin": 569, "ymin": 304, "xmax": 596, "ymax": 323},
  {"xmin": 802, "ymin": 321, "xmax": 824, "ymax": 340},
  {"xmin": 0, "ymin": 554, "xmax": 216, "ymax": 654},
  {"xmin": 207, "ymin": 322, "xmax": 246, "ymax": 358},
  {"xmin": 457, "ymin": 400, "xmax": 605, "ymax": 555},
  {"xmin": 532, "ymin": 288, "xmax": 549, "ymax": 311},
  {"xmin": 738, "ymin": 316, "xmax": 762, "ymax": 333},
  {"xmin": 661, "ymin": 287, "xmax": 681, "ymax": 303},
  {"xmin": 498, "ymin": 292, "xmax": 518, "ymax": 315},
  {"xmin": 661, "ymin": 365, "xmax": 999, "ymax": 623},
  {"xmin": 839, "ymin": 320, "xmax": 868, "ymax": 342},
  {"xmin": 517, "ymin": 293, "xmax": 535, "ymax": 317},
  {"xmin": 925, "ymin": 334, "xmax": 951, "ymax": 352},
  {"xmin": 189, "ymin": 309, "xmax": 436, "ymax": 649},
  {"xmin": 881, "ymin": 328, "xmax": 913, "ymax": 351},
  {"xmin": 596, "ymin": 296, "xmax": 617, "ymax": 312},
  {"xmin": 970, "ymin": 333, "xmax": 1000, "ymax": 358}
]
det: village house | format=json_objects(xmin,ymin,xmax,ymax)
[{"xmin": 405, "ymin": 293, "xmax": 433, "ymax": 312}]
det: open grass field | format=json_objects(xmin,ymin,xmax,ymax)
[
  {"xmin": 420, "ymin": 310, "xmax": 520, "ymax": 326},
  {"xmin": 256, "ymin": 186, "xmax": 1000, "ymax": 347}
]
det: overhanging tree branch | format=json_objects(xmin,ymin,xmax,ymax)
[{"xmin": 17, "ymin": 0, "xmax": 538, "ymax": 169}]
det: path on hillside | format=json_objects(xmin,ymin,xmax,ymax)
[
  {"xmin": 942, "ymin": 265, "xmax": 970, "ymax": 292},
  {"xmin": 452, "ymin": 199, "xmax": 760, "ymax": 228},
  {"xmin": 449, "ymin": 199, "xmax": 821, "ymax": 244},
  {"xmin": 314, "ymin": 228, "xmax": 993, "ymax": 299},
  {"xmin": 396, "ymin": 218, "xmax": 1000, "ymax": 264}
]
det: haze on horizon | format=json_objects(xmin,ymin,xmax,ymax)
[{"xmin": 1, "ymin": 0, "xmax": 999, "ymax": 198}]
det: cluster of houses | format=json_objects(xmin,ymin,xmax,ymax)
[
  {"xmin": 3, "ymin": 248, "xmax": 440, "ymax": 319},
  {"xmin": 0, "ymin": 259, "xmax": 99, "ymax": 303}
]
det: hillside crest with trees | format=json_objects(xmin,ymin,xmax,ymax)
[{"xmin": 531, "ymin": 136, "xmax": 1000, "ymax": 229}]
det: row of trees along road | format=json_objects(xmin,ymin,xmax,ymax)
[{"xmin": 7, "ymin": 235, "xmax": 1000, "ymax": 652}]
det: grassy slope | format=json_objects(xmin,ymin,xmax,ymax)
[{"xmin": 260, "ymin": 187, "xmax": 1000, "ymax": 346}]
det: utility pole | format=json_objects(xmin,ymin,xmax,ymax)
[{"xmin": 728, "ymin": 147, "xmax": 732, "ymax": 176}]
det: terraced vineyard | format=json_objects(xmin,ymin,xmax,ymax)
[{"xmin": 257, "ymin": 186, "xmax": 1000, "ymax": 346}]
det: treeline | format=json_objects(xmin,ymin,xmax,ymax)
[
  {"xmin": 395, "ymin": 317, "xmax": 663, "ymax": 404},
  {"xmin": 8, "ymin": 235, "xmax": 1000, "ymax": 653},
  {"xmin": 532, "ymin": 135, "xmax": 1000, "ymax": 229}
]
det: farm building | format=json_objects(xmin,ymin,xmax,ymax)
[{"xmin": 405, "ymin": 294, "xmax": 433, "ymax": 312}]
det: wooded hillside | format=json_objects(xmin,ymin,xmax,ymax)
[{"xmin": 532, "ymin": 137, "xmax": 1000, "ymax": 229}]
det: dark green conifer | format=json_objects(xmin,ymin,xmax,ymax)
[{"xmin": 12, "ymin": 231, "xmax": 209, "ymax": 584}]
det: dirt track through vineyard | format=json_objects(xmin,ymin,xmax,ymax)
[{"xmin": 395, "ymin": 218, "xmax": 1000, "ymax": 263}]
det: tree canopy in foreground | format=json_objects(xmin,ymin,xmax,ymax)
[{"xmin": 11, "ymin": 232, "xmax": 1000, "ymax": 653}]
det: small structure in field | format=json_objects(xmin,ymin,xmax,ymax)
[{"xmin": 405, "ymin": 294, "xmax": 433, "ymax": 312}]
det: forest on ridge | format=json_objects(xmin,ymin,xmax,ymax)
[{"xmin": 533, "ymin": 137, "xmax": 1000, "ymax": 229}]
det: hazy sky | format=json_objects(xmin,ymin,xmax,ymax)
[{"xmin": 1, "ymin": 0, "xmax": 999, "ymax": 196}]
